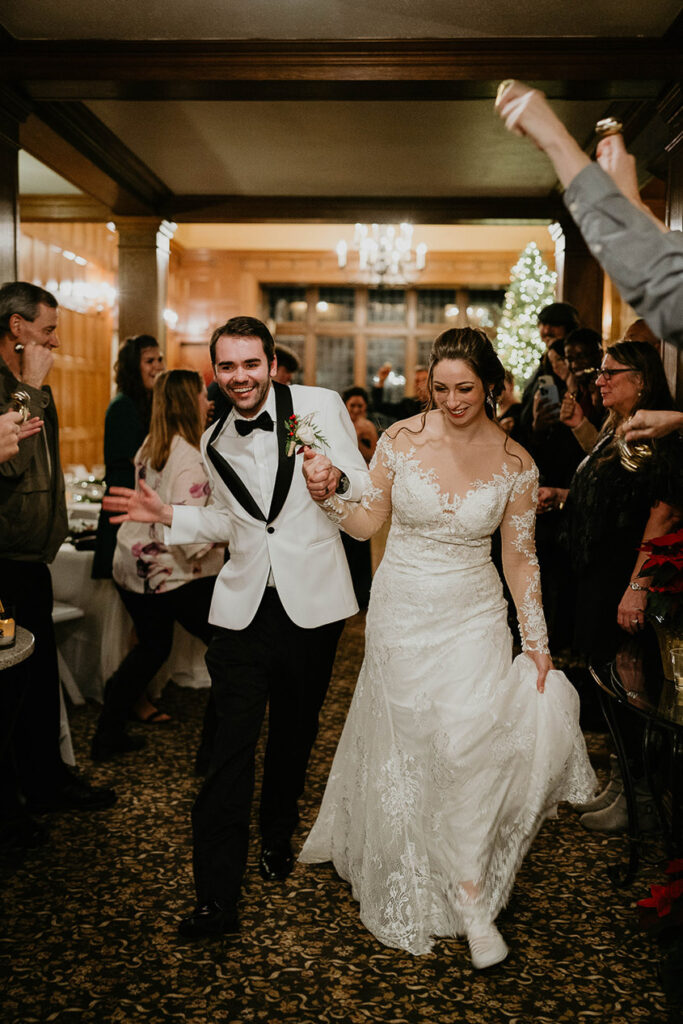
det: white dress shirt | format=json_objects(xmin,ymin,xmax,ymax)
[{"xmin": 215, "ymin": 386, "xmax": 280, "ymax": 583}]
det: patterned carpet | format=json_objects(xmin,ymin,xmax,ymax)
[{"xmin": 0, "ymin": 612, "xmax": 679, "ymax": 1024}]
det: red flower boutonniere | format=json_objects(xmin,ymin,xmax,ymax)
[{"xmin": 284, "ymin": 412, "xmax": 328, "ymax": 457}]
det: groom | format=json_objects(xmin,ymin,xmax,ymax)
[{"xmin": 104, "ymin": 316, "xmax": 369, "ymax": 939}]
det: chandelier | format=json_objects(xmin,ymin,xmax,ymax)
[{"xmin": 336, "ymin": 223, "xmax": 427, "ymax": 285}]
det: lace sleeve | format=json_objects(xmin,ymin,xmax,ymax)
[
  {"xmin": 319, "ymin": 432, "xmax": 395, "ymax": 541},
  {"xmin": 499, "ymin": 461, "xmax": 550, "ymax": 654}
]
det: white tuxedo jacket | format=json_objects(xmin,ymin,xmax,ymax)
[{"xmin": 167, "ymin": 382, "xmax": 370, "ymax": 630}]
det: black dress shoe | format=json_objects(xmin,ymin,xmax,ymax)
[
  {"xmin": 0, "ymin": 809, "xmax": 50, "ymax": 848},
  {"xmin": 177, "ymin": 901, "xmax": 239, "ymax": 940},
  {"xmin": 91, "ymin": 730, "xmax": 146, "ymax": 762},
  {"xmin": 259, "ymin": 843, "xmax": 294, "ymax": 882},
  {"xmin": 28, "ymin": 770, "xmax": 117, "ymax": 814}
]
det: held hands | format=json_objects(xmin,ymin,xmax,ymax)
[
  {"xmin": 528, "ymin": 650, "xmax": 553, "ymax": 694},
  {"xmin": 302, "ymin": 446, "xmax": 341, "ymax": 502},
  {"xmin": 102, "ymin": 480, "xmax": 172, "ymax": 526}
]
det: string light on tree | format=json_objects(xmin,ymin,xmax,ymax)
[{"xmin": 495, "ymin": 243, "xmax": 557, "ymax": 384}]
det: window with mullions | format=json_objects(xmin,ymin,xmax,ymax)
[
  {"xmin": 465, "ymin": 289, "xmax": 506, "ymax": 332},
  {"xmin": 367, "ymin": 289, "xmax": 406, "ymax": 323},
  {"xmin": 417, "ymin": 289, "xmax": 459, "ymax": 325},
  {"xmin": 316, "ymin": 287, "xmax": 355, "ymax": 322},
  {"xmin": 366, "ymin": 337, "xmax": 406, "ymax": 395},
  {"xmin": 267, "ymin": 287, "xmax": 308, "ymax": 322},
  {"xmin": 315, "ymin": 336, "xmax": 355, "ymax": 393},
  {"xmin": 275, "ymin": 336, "xmax": 305, "ymax": 385}
]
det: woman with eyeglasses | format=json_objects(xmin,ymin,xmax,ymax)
[{"xmin": 539, "ymin": 341, "xmax": 682, "ymax": 830}]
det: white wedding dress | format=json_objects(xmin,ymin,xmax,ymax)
[{"xmin": 299, "ymin": 415, "xmax": 597, "ymax": 955}]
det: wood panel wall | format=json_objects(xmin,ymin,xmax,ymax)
[{"xmin": 19, "ymin": 222, "xmax": 117, "ymax": 473}]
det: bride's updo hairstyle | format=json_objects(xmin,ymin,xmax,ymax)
[{"xmin": 426, "ymin": 327, "xmax": 506, "ymax": 420}]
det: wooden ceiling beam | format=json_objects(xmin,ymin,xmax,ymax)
[
  {"xmin": 165, "ymin": 194, "xmax": 562, "ymax": 224},
  {"xmin": 1, "ymin": 38, "xmax": 681, "ymax": 98}
]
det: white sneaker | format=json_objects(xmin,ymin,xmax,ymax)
[{"xmin": 467, "ymin": 923, "xmax": 509, "ymax": 970}]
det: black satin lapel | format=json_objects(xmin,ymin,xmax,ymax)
[
  {"xmin": 267, "ymin": 381, "xmax": 295, "ymax": 524},
  {"xmin": 206, "ymin": 415, "xmax": 266, "ymax": 522}
]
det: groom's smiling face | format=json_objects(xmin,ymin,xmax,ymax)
[{"xmin": 214, "ymin": 334, "xmax": 277, "ymax": 418}]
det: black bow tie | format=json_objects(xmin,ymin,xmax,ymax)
[{"xmin": 234, "ymin": 411, "xmax": 274, "ymax": 437}]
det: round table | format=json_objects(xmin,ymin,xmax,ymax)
[{"xmin": 0, "ymin": 626, "xmax": 34, "ymax": 670}]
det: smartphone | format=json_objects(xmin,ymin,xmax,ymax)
[{"xmin": 536, "ymin": 375, "xmax": 561, "ymax": 414}]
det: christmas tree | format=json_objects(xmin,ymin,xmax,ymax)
[{"xmin": 494, "ymin": 242, "xmax": 557, "ymax": 384}]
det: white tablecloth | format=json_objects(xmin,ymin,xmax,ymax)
[{"xmin": 49, "ymin": 543, "xmax": 211, "ymax": 702}]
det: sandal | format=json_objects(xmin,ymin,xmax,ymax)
[{"xmin": 135, "ymin": 708, "xmax": 172, "ymax": 725}]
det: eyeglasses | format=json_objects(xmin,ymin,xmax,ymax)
[{"xmin": 596, "ymin": 367, "xmax": 633, "ymax": 381}]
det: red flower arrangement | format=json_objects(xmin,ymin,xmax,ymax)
[
  {"xmin": 638, "ymin": 527, "xmax": 683, "ymax": 632},
  {"xmin": 638, "ymin": 859, "xmax": 683, "ymax": 931}
]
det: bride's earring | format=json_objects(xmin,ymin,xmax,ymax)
[{"xmin": 486, "ymin": 391, "xmax": 495, "ymax": 411}]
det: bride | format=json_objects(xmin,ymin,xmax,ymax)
[{"xmin": 300, "ymin": 327, "xmax": 596, "ymax": 968}]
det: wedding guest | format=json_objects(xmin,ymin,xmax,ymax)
[
  {"xmin": 0, "ymin": 282, "xmax": 115, "ymax": 844},
  {"xmin": 495, "ymin": 81, "xmax": 683, "ymax": 347},
  {"xmin": 496, "ymin": 369, "xmax": 522, "ymax": 439},
  {"xmin": 300, "ymin": 327, "xmax": 596, "ymax": 968},
  {"xmin": 102, "ymin": 316, "xmax": 369, "ymax": 940},
  {"xmin": 92, "ymin": 333, "xmax": 165, "ymax": 722},
  {"xmin": 372, "ymin": 363, "xmax": 429, "ymax": 423},
  {"xmin": 91, "ymin": 369, "xmax": 223, "ymax": 760},
  {"xmin": 273, "ymin": 344, "xmax": 301, "ymax": 385},
  {"xmin": 538, "ymin": 341, "xmax": 682, "ymax": 827},
  {"xmin": 558, "ymin": 328, "xmax": 605, "ymax": 453},
  {"xmin": 518, "ymin": 302, "xmax": 580, "ymax": 436},
  {"xmin": 341, "ymin": 386, "xmax": 378, "ymax": 609},
  {"xmin": 623, "ymin": 319, "xmax": 661, "ymax": 349},
  {"xmin": 342, "ymin": 387, "xmax": 378, "ymax": 464}
]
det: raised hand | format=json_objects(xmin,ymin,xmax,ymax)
[
  {"xmin": 20, "ymin": 343, "xmax": 55, "ymax": 389},
  {"xmin": 103, "ymin": 479, "xmax": 173, "ymax": 525},
  {"xmin": 302, "ymin": 445, "xmax": 341, "ymax": 502},
  {"xmin": 559, "ymin": 392, "xmax": 583, "ymax": 428},
  {"xmin": 596, "ymin": 135, "xmax": 641, "ymax": 205}
]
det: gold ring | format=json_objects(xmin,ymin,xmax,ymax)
[{"xmin": 496, "ymin": 80, "xmax": 515, "ymax": 102}]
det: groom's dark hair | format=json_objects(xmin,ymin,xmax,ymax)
[{"xmin": 210, "ymin": 316, "xmax": 275, "ymax": 365}]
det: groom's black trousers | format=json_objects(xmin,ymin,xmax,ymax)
[{"xmin": 192, "ymin": 587, "xmax": 344, "ymax": 908}]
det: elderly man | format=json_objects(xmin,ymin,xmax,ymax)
[{"xmin": 0, "ymin": 282, "xmax": 115, "ymax": 845}]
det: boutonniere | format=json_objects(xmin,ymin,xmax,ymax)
[{"xmin": 285, "ymin": 412, "xmax": 328, "ymax": 457}]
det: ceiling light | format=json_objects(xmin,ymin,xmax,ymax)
[{"xmin": 336, "ymin": 223, "xmax": 427, "ymax": 285}]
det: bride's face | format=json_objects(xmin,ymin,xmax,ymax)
[{"xmin": 432, "ymin": 358, "xmax": 486, "ymax": 427}]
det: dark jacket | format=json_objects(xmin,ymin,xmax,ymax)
[{"xmin": 0, "ymin": 355, "xmax": 67, "ymax": 563}]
